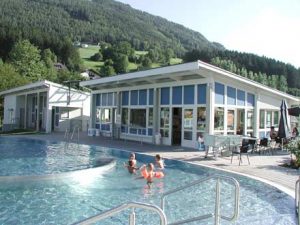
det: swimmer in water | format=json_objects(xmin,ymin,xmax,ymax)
[
  {"xmin": 155, "ymin": 154, "xmax": 165, "ymax": 169},
  {"xmin": 124, "ymin": 160, "xmax": 139, "ymax": 174}
]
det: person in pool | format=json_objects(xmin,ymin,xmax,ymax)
[
  {"xmin": 124, "ymin": 160, "xmax": 139, "ymax": 174},
  {"xmin": 124, "ymin": 152, "xmax": 138, "ymax": 174},
  {"xmin": 155, "ymin": 154, "xmax": 165, "ymax": 169},
  {"xmin": 129, "ymin": 152, "xmax": 137, "ymax": 167},
  {"xmin": 140, "ymin": 163, "xmax": 155, "ymax": 188}
]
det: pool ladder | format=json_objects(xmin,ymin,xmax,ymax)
[
  {"xmin": 72, "ymin": 175, "xmax": 240, "ymax": 225},
  {"xmin": 64, "ymin": 127, "xmax": 80, "ymax": 143}
]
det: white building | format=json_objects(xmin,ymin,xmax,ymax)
[
  {"xmin": 0, "ymin": 80, "xmax": 90, "ymax": 133},
  {"xmin": 80, "ymin": 61, "xmax": 300, "ymax": 148}
]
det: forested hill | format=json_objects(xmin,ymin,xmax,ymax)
[
  {"xmin": 0, "ymin": 0, "xmax": 299, "ymax": 96},
  {"xmin": 0, "ymin": 0, "xmax": 222, "ymax": 57}
]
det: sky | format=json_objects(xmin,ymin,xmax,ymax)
[{"xmin": 116, "ymin": 0, "xmax": 300, "ymax": 68}]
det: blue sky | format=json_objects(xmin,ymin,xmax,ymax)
[{"xmin": 116, "ymin": 0, "xmax": 300, "ymax": 68}]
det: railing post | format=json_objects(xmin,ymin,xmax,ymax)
[
  {"xmin": 214, "ymin": 178, "xmax": 221, "ymax": 225},
  {"xmin": 129, "ymin": 208, "xmax": 135, "ymax": 225}
]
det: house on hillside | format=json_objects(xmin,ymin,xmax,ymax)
[
  {"xmin": 54, "ymin": 62, "xmax": 66, "ymax": 70},
  {"xmin": 0, "ymin": 80, "xmax": 90, "ymax": 133},
  {"xmin": 80, "ymin": 69, "xmax": 100, "ymax": 80},
  {"xmin": 80, "ymin": 60, "xmax": 300, "ymax": 148}
]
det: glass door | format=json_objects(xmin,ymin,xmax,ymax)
[{"xmin": 182, "ymin": 108, "xmax": 195, "ymax": 148}]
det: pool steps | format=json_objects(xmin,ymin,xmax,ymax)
[{"xmin": 72, "ymin": 175, "xmax": 240, "ymax": 225}]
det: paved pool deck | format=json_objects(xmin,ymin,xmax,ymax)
[{"xmin": 10, "ymin": 132, "xmax": 300, "ymax": 194}]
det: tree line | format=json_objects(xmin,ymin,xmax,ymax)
[{"xmin": 184, "ymin": 49, "xmax": 300, "ymax": 96}]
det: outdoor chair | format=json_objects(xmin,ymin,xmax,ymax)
[
  {"xmin": 258, "ymin": 138, "xmax": 273, "ymax": 155},
  {"xmin": 231, "ymin": 139, "xmax": 250, "ymax": 166}
]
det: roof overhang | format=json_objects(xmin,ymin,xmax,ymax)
[
  {"xmin": 80, "ymin": 60, "xmax": 300, "ymax": 102},
  {"xmin": 80, "ymin": 62, "xmax": 203, "ymax": 90},
  {"xmin": 0, "ymin": 80, "xmax": 50, "ymax": 97}
]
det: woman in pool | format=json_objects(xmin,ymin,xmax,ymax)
[
  {"xmin": 124, "ymin": 152, "xmax": 138, "ymax": 174},
  {"xmin": 155, "ymin": 154, "xmax": 165, "ymax": 169},
  {"xmin": 124, "ymin": 160, "xmax": 139, "ymax": 174}
]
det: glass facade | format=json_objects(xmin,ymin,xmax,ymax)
[
  {"xmin": 160, "ymin": 107, "xmax": 170, "ymax": 137},
  {"xmin": 214, "ymin": 107, "xmax": 224, "ymax": 130},
  {"xmin": 92, "ymin": 81, "xmax": 278, "ymax": 147}
]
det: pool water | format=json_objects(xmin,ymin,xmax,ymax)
[{"xmin": 0, "ymin": 137, "xmax": 296, "ymax": 225}]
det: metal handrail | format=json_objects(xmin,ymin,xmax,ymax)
[
  {"xmin": 72, "ymin": 202, "xmax": 167, "ymax": 225},
  {"xmin": 161, "ymin": 175, "xmax": 240, "ymax": 225},
  {"xmin": 295, "ymin": 177, "xmax": 300, "ymax": 224},
  {"xmin": 64, "ymin": 128, "xmax": 69, "ymax": 139}
]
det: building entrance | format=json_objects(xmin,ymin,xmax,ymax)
[{"xmin": 172, "ymin": 108, "xmax": 182, "ymax": 145}]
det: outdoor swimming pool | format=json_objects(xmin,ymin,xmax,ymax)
[{"xmin": 0, "ymin": 137, "xmax": 296, "ymax": 224}]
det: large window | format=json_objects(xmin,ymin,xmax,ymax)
[
  {"xmin": 214, "ymin": 107, "xmax": 224, "ymax": 130},
  {"xmin": 148, "ymin": 108, "xmax": 153, "ymax": 127},
  {"xmin": 197, "ymin": 84, "xmax": 206, "ymax": 104},
  {"xmin": 101, "ymin": 108, "xmax": 111, "ymax": 123},
  {"xmin": 184, "ymin": 109, "xmax": 193, "ymax": 140},
  {"xmin": 266, "ymin": 111, "xmax": 272, "ymax": 128},
  {"xmin": 184, "ymin": 85, "xmax": 194, "ymax": 105},
  {"xmin": 259, "ymin": 110, "xmax": 265, "ymax": 129},
  {"xmin": 227, "ymin": 110, "xmax": 235, "ymax": 132},
  {"xmin": 121, "ymin": 108, "xmax": 128, "ymax": 125},
  {"xmin": 247, "ymin": 110, "xmax": 254, "ymax": 129},
  {"xmin": 130, "ymin": 109, "xmax": 146, "ymax": 127},
  {"xmin": 215, "ymin": 83, "xmax": 224, "ymax": 104},
  {"xmin": 227, "ymin": 87, "xmax": 236, "ymax": 105},
  {"xmin": 160, "ymin": 108, "xmax": 170, "ymax": 137},
  {"xmin": 273, "ymin": 111, "xmax": 279, "ymax": 128},
  {"xmin": 197, "ymin": 107, "xmax": 206, "ymax": 131},
  {"xmin": 161, "ymin": 88, "xmax": 170, "ymax": 105}
]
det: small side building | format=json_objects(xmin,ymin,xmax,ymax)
[{"xmin": 0, "ymin": 80, "xmax": 90, "ymax": 133}]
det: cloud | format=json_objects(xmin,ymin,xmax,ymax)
[{"xmin": 224, "ymin": 9, "xmax": 300, "ymax": 67}]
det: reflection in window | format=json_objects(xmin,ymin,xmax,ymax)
[
  {"xmin": 247, "ymin": 110, "xmax": 254, "ymax": 129},
  {"xmin": 184, "ymin": 109, "xmax": 193, "ymax": 140},
  {"xmin": 148, "ymin": 108, "xmax": 153, "ymax": 127},
  {"xmin": 266, "ymin": 111, "xmax": 272, "ymax": 128},
  {"xmin": 130, "ymin": 109, "xmax": 146, "ymax": 127},
  {"xmin": 160, "ymin": 108, "xmax": 169, "ymax": 137},
  {"xmin": 121, "ymin": 108, "xmax": 128, "ymax": 125},
  {"xmin": 96, "ymin": 108, "xmax": 101, "ymax": 123},
  {"xmin": 273, "ymin": 111, "xmax": 279, "ymax": 127},
  {"xmin": 214, "ymin": 107, "xmax": 224, "ymax": 130},
  {"xmin": 184, "ymin": 109, "xmax": 193, "ymax": 130},
  {"xmin": 227, "ymin": 110, "xmax": 235, "ymax": 131},
  {"xmin": 259, "ymin": 110, "xmax": 265, "ymax": 129},
  {"xmin": 197, "ymin": 107, "xmax": 206, "ymax": 131},
  {"xmin": 101, "ymin": 108, "xmax": 111, "ymax": 123}
]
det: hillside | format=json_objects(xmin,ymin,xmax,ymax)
[
  {"xmin": 0, "ymin": 0, "xmax": 223, "ymax": 57},
  {"xmin": 0, "ymin": 0, "xmax": 299, "ymax": 95}
]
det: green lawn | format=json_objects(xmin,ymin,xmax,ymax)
[
  {"xmin": 79, "ymin": 45, "xmax": 101, "ymax": 71},
  {"xmin": 78, "ymin": 45, "xmax": 183, "ymax": 73}
]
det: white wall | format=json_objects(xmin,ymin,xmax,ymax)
[
  {"xmin": 47, "ymin": 83, "xmax": 90, "ymax": 133},
  {"xmin": 3, "ymin": 95, "xmax": 16, "ymax": 124}
]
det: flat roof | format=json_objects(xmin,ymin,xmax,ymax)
[
  {"xmin": 0, "ymin": 80, "xmax": 90, "ymax": 96},
  {"xmin": 80, "ymin": 60, "xmax": 299, "ymax": 102}
]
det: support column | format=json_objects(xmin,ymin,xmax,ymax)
[
  {"xmin": 36, "ymin": 92, "xmax": 40, "ymax": 131},
  {"xmin": 24, "ymin": 94, "xmax": 27, "ymax": 129},
  {"xmin": 152, "ymin": 88, "xmax": 159, "ymax": 143},
  {"xmin": 115, "ymin": 91, "xmax": 121, "ymax": 139},
  {"xmin": 206, "ymin": 81, "xmax": 215, "ymax": 134},
  {"xmin": 253, "ymin": 94, "xmax": 260, "ymax": 138},
  {"xmin": 45, "ymin": 90, "xmax": 51, "ymax": 133},
  {"xmin": 244, "ymin": 108, "xmax": 247, "ymax": 136},
  {"xmin": 90, "ymin": 93, "xmax": 96, "ymax": 129}
]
